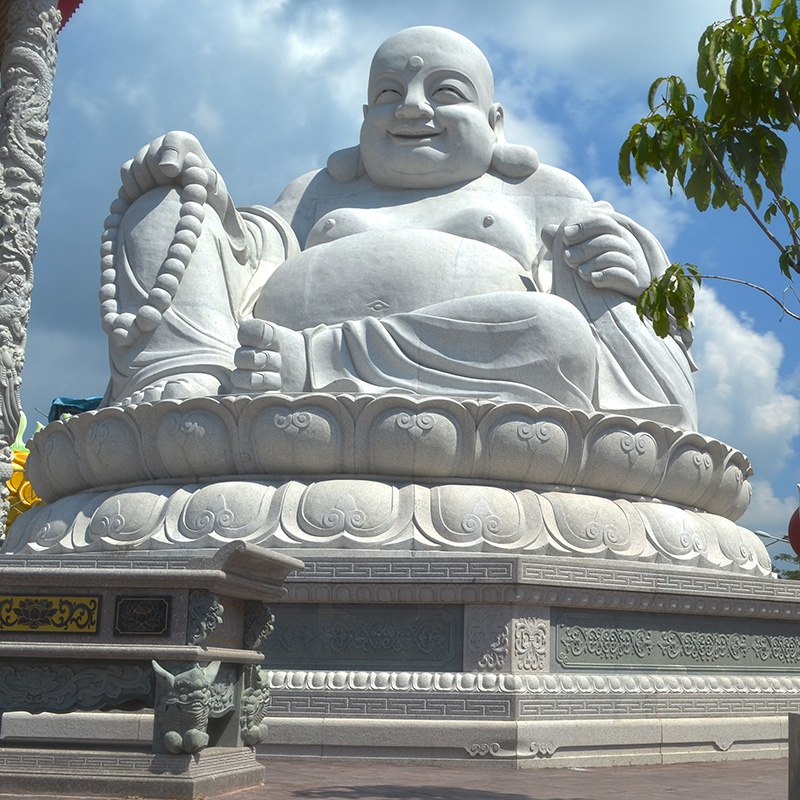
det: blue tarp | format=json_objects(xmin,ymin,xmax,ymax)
[{"xmin": 48, "ymin": 396, "xmax": 102, "ymax": 423}]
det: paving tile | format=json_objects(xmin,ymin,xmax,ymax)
[{"xmin": 0, "ymin": 757, "xmax": 787, "ymax": 800}]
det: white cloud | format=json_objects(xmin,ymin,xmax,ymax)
[
  {"xmin": 693, "ymin": 288, "xmax": 800, "ymax": 479},
  {"xmin": 739, "ymin": 479, "xmax": 797, "ymax": 539}
]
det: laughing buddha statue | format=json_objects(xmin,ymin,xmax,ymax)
[{"xmin": 100, "ymin": 26, "xmax": 697, "ymax": 431}]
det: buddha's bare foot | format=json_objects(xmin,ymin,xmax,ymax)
[
  {"xmin": 232, "ymin": 319, "xmax": 306, "ymax": 392},
  {"xmin": 118, "ymin": 373, "xmax": 223, "ymax": 406}
]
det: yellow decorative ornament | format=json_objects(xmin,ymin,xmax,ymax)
[{"xmin": 5, "ymin": 412, "xmax": 42, "ymax": 532}]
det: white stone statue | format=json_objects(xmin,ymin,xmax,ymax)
[{"xmin": 101, "ymin": 26, "xmax": 697, "ymax": 431}]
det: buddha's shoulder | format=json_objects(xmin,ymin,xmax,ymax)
[{"xmin": 507, "ymin": 163, "xmax": 594, "ymax": 201}]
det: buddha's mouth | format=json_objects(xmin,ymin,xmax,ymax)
[{"xmin": 389, "ymin": 128, "xmax": 443, "ymax": 143}]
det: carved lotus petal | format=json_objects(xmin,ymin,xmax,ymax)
[
  {"xmin": 419, "ymin": 485, "xmax": 546, "ymax": 551},
  {"xmin": 240, "ymin": 395, "xmax": 349, "ymax": 475},
  {"xmin": 636, "ymin": 503, "xmax": 710, "ymax": 564},
  {"xmin": 702, "ymin": 455, "xmax": 752, "ymax": 520},
  {"xmin": 543, "ymin": 493, "xmax": 642, "ymax": 557},
  {"xmin": 73, "ymin": 409, "xmax": 149, "ymax": 487},
  {"xmin": 28, "ymin": 426, "xmax": 88, "ymax": 501},
  {"xmin": 583, "ymin": 423, "xmax": 662, "ymax": 495},
  {"xmin": 286, "ymin": 480, "xmax": 413, "ymax": 545},
  {"xmin": 479, "ymin": 410, "xmax": 573, "ymax": 484},
  {"xmin": 4, "ymin": 503, "xmax": 70, "ymax": 554},
  {"xmin": 86, "ymin": 488, "xmax": 170, "ymax": 548},
  {"xmin": 357, "ymin": 398, "xmax": 472, "ymax": 477},
  {"xmin": 156, "ymin": 402, "xmax": 236, "ymax": 477},
  {"xmin": 714, "ymin": 516, "xmax": 772, "ymax": 574},
  {"xmin": 658, "ymin": 438, "xmax": 718, "ymax": 507},
  {"xmin": 175, "ymin": 481, "xmax": 280, "ymax": 544}
]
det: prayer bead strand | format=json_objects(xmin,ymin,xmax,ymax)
[{"xmin": 99, "ymin": 152, "xmax": 209, "ymax": 348}]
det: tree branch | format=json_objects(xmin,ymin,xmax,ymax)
[
  {"xmin": 696, "ymin": 130, "xmax": 796, "ymax": 268},
  {"xmin": 701, "ymin": 273, "xmax": 800, "ymax": 320}
]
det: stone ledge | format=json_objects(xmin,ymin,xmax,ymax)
[{"xmin": 0, "ymin": 746, "xmax": 264, "ymax": 799}]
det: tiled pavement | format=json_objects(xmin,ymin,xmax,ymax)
[{"xmin": 0, "ymin": 757, "xmax": 788, "ymax": 800}]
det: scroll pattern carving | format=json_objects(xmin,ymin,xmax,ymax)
[
  {"xmin": 0, "ymin": 0, "xmax": 60, "ymax": 526},
  {"xmin": 476, "ymin": 625, "xmax": 509, "ymax": 673},
  {"xmin": 556, "ymin": 620, "xmax": 800, "ymax": 669},
  {"xmin": 186, "ymin": 589, "xmax": 223, "ymax": 645},
  {"xmin": 0, "ymin": 662, "xmax": 151, "ymax": 712},
  {"xmin": 466, "ymin": 740, "xmax": 556, "ymax": 759}
]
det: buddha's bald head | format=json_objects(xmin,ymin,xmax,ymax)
[
  {"xmin": 360, "ymin": 26, "xmax": 500, "ymax": 189},
  {"xmin": 368, "ymin": 26, "xmax": 495, "ymax": 108}
]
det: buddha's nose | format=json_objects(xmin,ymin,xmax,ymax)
[{"xmin": 395, "ymin": 87, "xmax": 434, "ymax": 119}]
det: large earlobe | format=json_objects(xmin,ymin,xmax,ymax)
[
  {"xmin": 327, "ymin": 145, "xmax": 364, "ymax": 183},
  {"xmin": 489, "ymin": 103, "xmax": 539, "ymax": 179},
  {"xmin": 363, "ymin": 104, "xmax": 369, "ymax": 120},
  {"xmin": 491, "ymin": 142, "xmax": 540, "ymax": 179}
]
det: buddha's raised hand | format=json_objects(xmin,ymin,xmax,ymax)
[{"xmin": 118, "ymin": 131, "xmax": 228, "ymax": 216}]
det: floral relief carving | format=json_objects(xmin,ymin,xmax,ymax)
[
  {"xmin": 753, "ymin": 635, "xmax": 800, "ymax": 663},
  {"xmin": 514, "ymin": 618, "xmax": 548, "ymax": 672},
  {"xmin": 0, "ymin": 662, "xmax": 151, "ymax": 712},
  {"xmin": 555, "ymin": 617, "xmax": 796, "ymax": 669},
  {"xmin": 559, "ymin": 626, "xmax": 653, "ymax": 663},
  {"xmin": 187, "ymin": 589, "xmax": 224, "ymax": 645},
  {"xmin": 657, "ymin": 631, "xmax": 748, "ymax": 662},
  {"xmin": 476, "ymin": 624, "xmax": 509, "ymax": 673}
]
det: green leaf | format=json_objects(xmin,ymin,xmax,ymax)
[
  {"xmin": 685, "ymin": 164, "xmax": 713, "ymax": 210},
  {"xmin": 618, "ymin": 138, "xmax": 634, "ymax": 185}
]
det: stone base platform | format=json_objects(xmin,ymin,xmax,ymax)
[
  {"xmin": 256, "ymin": 550, "xmax": 800, "ymax": 768},
  {"xmin": 0, "ymin": 745, "xmax": 264, "ymax": 799}
]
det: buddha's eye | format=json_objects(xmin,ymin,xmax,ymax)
[
  {"xmin": 433, "ymin": 85, "xmax": 467, "ymax": 102},
  {"xmin": 375, "ymin": 87, "xmax": 402, "ymax": 102}
]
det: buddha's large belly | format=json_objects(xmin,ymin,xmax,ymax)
[{"xmin": 254, "ymin": 229, "xmax": 529, "ymax": 329}]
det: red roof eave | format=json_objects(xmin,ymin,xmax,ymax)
[{"xmin": 57, "ymin": 0, "xmax": 82, "ymax": 29}]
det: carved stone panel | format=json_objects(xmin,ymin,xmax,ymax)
[
  {"xmin": 0, "ymin": 661, "xmax": 151, "ymax": 713},
  {"xmin": 263, "ymin": 603, "xmax": 463, "ymax": 671},
  {"xmin": 554, "ymin": 609, "xmax": 800, "ymax": 672}
]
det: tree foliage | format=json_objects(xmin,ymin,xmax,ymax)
[
  {"xmin": 774, "ymin": 550, "xmax": 800, "ymax": 578},
  {"xmin": 619, "ymin": 0, "xmax": 800, "ymax": 334}
]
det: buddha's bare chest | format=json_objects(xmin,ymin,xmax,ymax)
[{"xmin": 301, "ymin": 187, "xmax": 537, "ymax": 269}]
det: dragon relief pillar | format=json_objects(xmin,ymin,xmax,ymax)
[{"xmin": 0, "ymin": 0, "xmax": 60, "ymax": 527}]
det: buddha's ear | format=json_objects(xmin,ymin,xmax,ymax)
[
  {"xmin": 489, "ymin": 102, "xmax": 539, "ymax": 179},
  {"xmin": 488, "ymin": 103, "xmax": 505, "ymax": 140},
  {"xmin": 363, "ymin": 104, "xmax": 369, "ymax": 120},
  {"xmin": 327, "ymin": 145, "xmax": 364, "ymax": 183}
]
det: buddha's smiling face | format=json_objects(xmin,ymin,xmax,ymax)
[{"xmin": 360, "ymin": 27, "xmax": 499, "ymax": 190}]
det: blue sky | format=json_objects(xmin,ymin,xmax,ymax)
[{"xmin": 24, "ymin": 0, "xmax": 800, "ymax": 551}]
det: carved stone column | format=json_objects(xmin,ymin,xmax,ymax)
[{"xmin": 0, "ymin": 0, "xmax": 60, "ymax": 526}]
